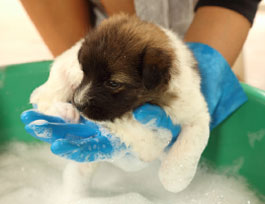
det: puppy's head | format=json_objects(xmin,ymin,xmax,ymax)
[{"xmin": 73, "ymin": 14, "xmax": 174, "ymax": 121}]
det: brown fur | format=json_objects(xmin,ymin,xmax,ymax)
[{"xmin": 74, "ymin": 14, "xmax": 177, "ymax": 121}]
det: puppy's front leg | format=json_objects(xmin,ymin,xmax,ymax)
[
  {"xmin": 158, "ymin": 112, "xmax": 210, "ymax": 193},
  {"xmin": 30, "ymin": 41, "xmax": 83, "ymax": 113},
  {"xmin": 105, "ymin": 114, "xmax": 172, "ymax": 163}
]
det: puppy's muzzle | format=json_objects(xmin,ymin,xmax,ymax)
[
  {"xmin": 73, "ymin": 100, "xmax": 87, "ymax": 112},
  {"xmin": 72, "ymin": 91, "xmax": 89, "ymax": 112}
]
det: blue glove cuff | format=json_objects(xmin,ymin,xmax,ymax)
[{"xmin": 187, "ymin": 42, "xmax": 248, "ymax": 129}]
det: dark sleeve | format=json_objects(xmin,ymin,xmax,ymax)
[{"xmin": 195, "ymin": 0, "xmax": 262, "ymax": 24}]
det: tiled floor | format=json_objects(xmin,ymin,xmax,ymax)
[{"xmin": 0, "ymin": 0, "xmax": 264, "ymax": 90}]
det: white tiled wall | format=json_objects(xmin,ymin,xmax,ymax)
[{"xmin": 0, "ymin": 0, "xmax": 264, "ymax": 90}]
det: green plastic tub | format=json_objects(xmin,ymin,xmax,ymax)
[{"xmin": 1, "ymin": 61, "xmax": 265, "ymax": 198}]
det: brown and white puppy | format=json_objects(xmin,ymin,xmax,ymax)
[
  {"xmin": 31, "ymin": 14, "xmax": 210, "ymax": 194},
  {"xmin": 73, "ymin": 15, "xmax": 172, "ymax": 121}
]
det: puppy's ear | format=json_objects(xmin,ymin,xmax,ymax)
[{"xmin": 142, "ymin": 47, "xmax": 171, "ymax": 90}]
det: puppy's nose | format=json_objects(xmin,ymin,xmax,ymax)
[{"xmin": 77, "ymin": 104, "xmax": 87, "ymax": 112}]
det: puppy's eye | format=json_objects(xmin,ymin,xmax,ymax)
[{"xmin": 104, "ymin": 80, "xmax": 121, "ymax": 89}]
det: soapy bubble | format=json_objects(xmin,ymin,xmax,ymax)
[{"xmin": 0, "ymin": 142, "xmax": 263, "ymax": 204}]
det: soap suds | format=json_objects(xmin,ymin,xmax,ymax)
[
  {"xmin": 0, "ymin": 142, "xmax": 263, "ymax": 204},
  {"xmin": 28, "ymin": 120, "xmax": 52, "ymax": 139}
]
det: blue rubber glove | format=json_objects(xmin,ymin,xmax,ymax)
[
  {"xmin": 21, "ymin": 103, "xmax": 180, "ymax": 161},
  {"xmin": 133, "ymin": 43, "xmax": 248, "ymax": 145},
  {"xmin": 21, "ymin": 110, "xmax": 127, "ymax": 162},
  {"xmin": 187, "ymin": 43, "xmax": 247, "ymax": 129},
  {"xmin": 133, "ymin": 103, "xmax": 181, "ymax": 148},
  {"xmin": 21, "ymin": 42, "xmax": 247, "ymax": 162}
]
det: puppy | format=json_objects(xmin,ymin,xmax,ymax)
[{"xmin": 31, "ymin": 14, "xmax": 210, "ymax": 194}]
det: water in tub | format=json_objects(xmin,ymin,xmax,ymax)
[{"xmin": 0, "ymin": 142, "xmax": 263, "ymax": 204}]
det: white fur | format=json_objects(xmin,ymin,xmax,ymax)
[
  {"xmin": 30, "ymin": 27, "xmax": 210, "ymax": 195},
  {"xmin": 102, "ymin": 114, "xmax": 172, "ymax": 162},
  {"xmin": 30, "ymin": 40, "xmax": 84, "ymax": 113}
]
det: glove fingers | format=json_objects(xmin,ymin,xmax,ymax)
[
  {"xmin": 134, "ymin": 103, "xmax": 181, "ymax": 143},
  {"xmin": 168, "ymin": 125, "xmax": 181, "ymax": 147},
  {"xmin": 134, "ymin": 103, "xmax": 176, "ymax": 130},
  {"xmin": 25, "ymin": 121, "xmax": 99, "ymax": 144},
  {"xmin": 79, "ymin": 117, "xmax": 100, "ymax": 130},
  {"xmin": 51, "ymin": 139, "xmax": 87, "ymax": 162},
  {"xmin": 133, "ymin": 103, "xmax": 165, "ymax": 125},
  {"xmin": 51, "ymin": 139, "xmax": 112, "ymax": 162},
  {"xmin": 25, "ymin": 120, "xmax": 54, "ymax": 143},
  {"xmin": 53, "ymin": 123, "xmax": 99, "ymax": 137},
  {"xmin": 21, "ymin": 110, "xmax": 65, "ymax": 125}
]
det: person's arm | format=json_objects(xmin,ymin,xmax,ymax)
[
  {"xmin": 100, "ymin": 0, "xmax": 135, "ymax": 16},
  {"xmin": 184, "ymin": 6, "xmax": 251, "ymax": 66},
  {"xmin": 20, "ymin": 0, "xmax": 91, "ymax": 57}
]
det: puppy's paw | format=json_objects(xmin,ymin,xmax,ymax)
[
  {"xmin": 46, "ymin": 102, "xmax": 80, "ymax": 123},
  {"xmin": 30, "ymin": 84, "xmax": 54, "ymax": 112},
  {"xmin": 158, "ymin": 156, "xmax": 199, "ymax": 193},
  {"xmin": 30, "ymin": 85, "xmax": 45, "ymax": 104}
]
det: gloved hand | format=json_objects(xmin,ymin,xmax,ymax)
[
  {"xmin": 187, "ymin": 42, "xmax": 247, "ymax": 129},
  {"xmin": 21, "ymin": 110, "xmax": 127, "ymax": 162},
  {"xmin": 21, "ymin": 103, "xmax": 181, "ymax": 162},
  {"xmin": 21, "ymin": 42, "xmax": 247, "ymax": 162}
]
